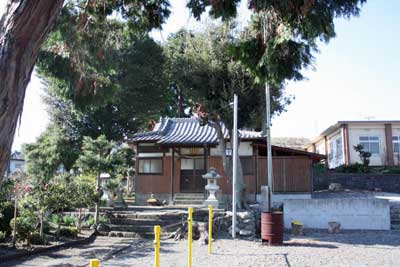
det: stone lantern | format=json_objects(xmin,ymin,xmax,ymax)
[
  {"xmin": 202, "ymin": 167, "xmax": 222, "ymax": 209},
  {"xmin": 99, "ymin": 173, "xmax": 113, "ymax": 207}
]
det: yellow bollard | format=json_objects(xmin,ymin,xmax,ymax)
[
  {"xmin": 188, "ymin": 207, "xmax": 193, "ymax": 267},
  {"xmin": 89, "ymin": 259, "xmax": 100, "ymax": 267},
  {"xmin": 208, "ymin": 205, "xmax": 212, "ymax": 255},
  {"xmin": 154, "ymin": 225, "xmax": 161, "ymax": 267}
]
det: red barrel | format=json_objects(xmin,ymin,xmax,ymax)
[{"xmin": 261, "ymin": 212, "xmax": 283, "ymax": 246}]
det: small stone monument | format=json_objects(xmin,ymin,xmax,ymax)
[
  {"xmin": 202, "ymin": 167, "xmax": 222, "ymax": 209},
  {"xmin": 100, "ymin": 173, "xmax": 113, "ymax": 207},
  {"xmin": 328, "ymin": 221, "xmax": 341, "ymax": 234},
  {"xmin": 260, "ymin": 185, "xmax": 270, "ymax": 212},
  {"xmin": 114, "ymin": 188, "xmax": 127, "ymax": 208},
  {"xmin": 101, "ymin": 189, "xmax": 114, "ymax": 207},
  {"xmin": 328, "ymin": 183, "xmax": 342, "ymax": 191}
]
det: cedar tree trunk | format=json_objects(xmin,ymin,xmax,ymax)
[
  {"xmin": 211, "ymin": 120, "xmax": 246, "ymax": 209},
  {"xmin": 0, "ymin": 0, "xmax": 64, "ymax": 181}
]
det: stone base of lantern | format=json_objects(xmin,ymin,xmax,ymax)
[
  {"xmin": 204, "ymin": 199, "xmax": 219, "ymax": 209},
  {"xmin": 101, "ymin": 190, "xmax": 114, "ymax": 207}
]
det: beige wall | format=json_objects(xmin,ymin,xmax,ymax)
[
  {"xmin": 315, "ymin": 140, "xmax": 325, "ymax": 155},
  {"xmin": 326, "ymin": 129, "xmax": 344, "ymax": 168},
  {"xmin": 306, "ymin": 139, "xmax": 325, "ymax": 154},
  {"xmin": 348, "ymin": 124, "xmax": 386, "ymax": 166},
  {"xmin": 391, "ymin": 125, "xmax": 400, "ymax": 165},
  {"xmin": 308, "ymin": 122, "xmax": 400, "ymax": 167},
  {"xmin": 210, "ymin": 141, "xmax": 253, "ymax": 156}
]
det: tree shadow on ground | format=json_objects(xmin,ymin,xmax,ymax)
[
  {"xmin": 283, "ymin": 242, "xmax": 337, "ymax": 249},
  {"xmin": 214, "ymin": 229, "xmax": 400, "ymax": 249},
  {"xmin": 292, "ymin": 229, "xmax": 400, "ymax": 247},
  {"xmin": 2, "ymin": 237, "xmax": 143, "ymax": 267},
  {"xmin": 101, "ymin": 240, "xmax": 178, "ymax": 266}
]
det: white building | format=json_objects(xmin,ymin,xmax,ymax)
[
  {"xmin": 306, "ymin": 120, "xmax": 400, "ymax": 168},
  {"xmin": 7, "ymin": 151, "xmax": 25, "ymax": 175}
]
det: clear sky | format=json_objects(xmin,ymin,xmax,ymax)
[{"xmin": 3, "ymin": 0, "xmax": 400, "ymax": 151}]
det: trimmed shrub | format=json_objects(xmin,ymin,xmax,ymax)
[
  {"xmin": 382, "ymin": 167, "xmax": 400, "ymax": 174},
  {"xmin": 59, "ymin": 226, "xmax": 78, "ymax": 238},
  {"xmin": 9, "ymin": 216, "xmax": 36, "ymax": 244},
  {"xmin": 0, "ymin": 202, "xmax": 14, "ymax": 234},
  {"xmin": 31, "ymin": 232, "xmax": 48, "ymax": 245},
  {"xmin": 313, "ymin": 163, "xmax": 327, "ymax": 175},
  {"xmin": 335, "ymin": 163, "xmax": 364, "ymax": 173}
]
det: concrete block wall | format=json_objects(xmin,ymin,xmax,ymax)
[
  {"xmin": 284, "ymin": 198, "xmax": 391, "ymax": 230},
  {"xmin": 314, "ymin": 172, "xmax": 400, "ymax": 193}
]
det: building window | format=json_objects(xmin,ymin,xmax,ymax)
[
  {"xmin": 138, "ymin": 158, "xmax": 163, "ymax": 174},
  {"xmin": 336, "ymin": 137, "xmax": 343, "ymax": 160},
  {"xmin": 15, "ymin": 164, "xmax": 23, "ymax": 170},
  {"xmin": 180, "ymin": 158, "xmax": 204, "ymax": 170},
  {"xmin": 240, "ymin": 157, "xmax": 254, "ymax": 175},
  {"xmin": 359, "ymin": 136, "xmax": 380, "ymax": 154},
  {"xmin": 393, "ymin": 136, "xmax": 400, "ymax": 153},
  {"xmin": 328, "ymin": 141, "xmax": 335, "ymax": 161}
]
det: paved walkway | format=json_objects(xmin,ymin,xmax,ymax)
[{"xmin": 5, "ymin": 231, "xmax": 400, "ymax": 267}]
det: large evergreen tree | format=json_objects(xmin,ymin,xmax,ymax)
[
  {"xmin": 164, "ymin": 24, "xmax": 290, "ymax": 208},
  {"xmin": 0, "ymin": 0, "xmax": 366, "ymax": 181},
  {"xmin": 0, "ymin": 0, "xmax": 181, "ymax": 180}
]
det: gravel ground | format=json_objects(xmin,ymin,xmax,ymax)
[{"xmin": 5, "ymin": 231, "xmax": 400, "ymax": 267}]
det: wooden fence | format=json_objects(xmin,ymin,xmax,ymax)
[
  {"xmin": 135, "ymin": 155, "xmax": 313, "ymax": 195},
  {"xmin": 258, "ymin": 156, "xmax": 312, "ymax": 193}
]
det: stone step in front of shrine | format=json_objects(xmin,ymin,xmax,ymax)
[
  {"xmin": 173, "ymin": 193, "xmax": 205, "ymax": 206},
  {"xmin": 99, "ymin": 208, "xmax": 230, "ymax": 238}
]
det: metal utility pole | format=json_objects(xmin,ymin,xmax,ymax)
[
  {"xmin": 232, "ymin": 94, "xmax": 238, "ymax": 238},
  {"xmin": 265, "ymin": 82, "xmax": 273, "ymax": 212},
  {"xmin": 264, "ymin": 14, "xmax": 273, "ymax": 212}
]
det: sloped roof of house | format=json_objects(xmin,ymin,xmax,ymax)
[
  {"xmin": 271, "ymin": 137, "xmax": 311, "ymax": 150},
  {"xmin": 130, "ymin": 117, "xmax": 265, "ymax": 146},
  {"xmin": 305, "ymin": 120, "xmax": 400, "ymax": 149},
  {"xmin": 10, "ymin": 151, "xmax": 24, "ymax": 161}
]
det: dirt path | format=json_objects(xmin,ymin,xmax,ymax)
[{"xmin": 5, "ymin": 231, "xmax": 400, "ymax": 267}]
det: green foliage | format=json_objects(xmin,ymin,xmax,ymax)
[
  {"xmin": 232, "ymin": 1, "xmax": 366, "ymax": 86},
  {"xmin": 84, "ymin": 215, "xmax": 106, "ymax": 227},
  {"xmin": 38, "ymin": 2, "xmax": 167, "ymax": 141},
  {"xmin": 10, "ymin": 216, "xmax": 37, "ymax": 244},
  {"xmin": 70, "ymin": 178, "xmax": 97, "ymax": 209},
  {"xmin": 63, "ymin": 215, "xmax": 76, "ymax": 226},
  {"xmin": 0, "ymin": 179, "xmax": 14, "ymax": 234},
  {"xmin": 31, "ymin": 232, "xmax": 48, "ymax": 245},
  {"xmin": 354, "ymin": 144, "xmax": 371, "ymax": 173},
  {"xmin": 381, "ymin": 167, "xmax": 400, "ymax": 174},
  {"xmin": 105, "ymin": 179, "xmax": 119, "ymax": 193},
  {"xmin": 336, "ymin": 145, "xmax": 371, "ymax": 173},
  {"xmin": 313, "ymin": 163, "xmax": 327, "ymax": 175},
  {"xmin": 164, "ymin": 25, "xmax": 290, "ymax": 130},
  {"xmin": 0, "ymin": 179, "xmax": 14, "ymax": 206},
  {"xmin": 59, "ymin": 226, "xmax": 78, "ymax": 238},
  {"xmin": 85, "ymin": 216, "xmax": 95, "ymax": 227},
  {"xmin": 0, "ymin": 231, "xmax": 6, "ymax": 242},
  {"xmin": 51, "ymin": 214, "xmax": 60, "ymax": 225},
  {"xmin": 77, "ymin": 135, "xmax": 134, "ymax": 180},
  {"xmin": 23, "ymin": 126, "xmax": 78, "ymax": 181},
  {"xmin": 335, "ymin": 163, "xmax": 365, "ymax": 173},
  {"xmin": 99, "ymin": 215, "xmax": 107, "ymax": 225},
  {"xmin": 187, "ymin": 0, "xmax": 240, "ymax": 21},
  {"xmin": 0, "ymin": 202, "xmax": 13, "ymax": 234}
]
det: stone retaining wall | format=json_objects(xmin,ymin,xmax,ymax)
[
  {"xmin": 284, "ymin": 198, "xmax": 391, "ymax": 230},
  {"xmin": 314, "ymin": 172, "xmax": 400, "ymax": 193}
]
